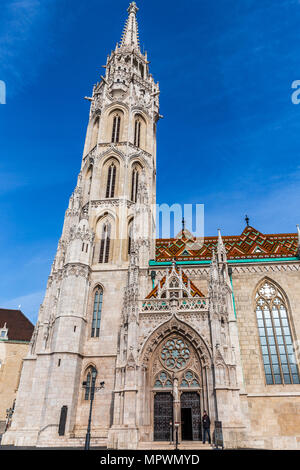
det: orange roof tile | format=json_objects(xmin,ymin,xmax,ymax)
[{"xmin": 155, "ymin": 226, "xmax": 298, "ymax": 261}]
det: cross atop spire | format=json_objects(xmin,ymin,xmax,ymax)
[{"xmin": 120, "ymin": 2, "xmax": 140, "ymax": 50}]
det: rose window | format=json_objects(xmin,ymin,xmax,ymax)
[{"xmin": 160, "ymin": 338, "xmax": 190, "ymax": 371}]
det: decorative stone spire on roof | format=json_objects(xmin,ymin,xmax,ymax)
[
  {"xmin": 297, "ymin": 224, "xmax": 300, "ymax": 257},
  {"xmin": 209, "ymin": 249, "xmax": 219, "ymax": 284},
  {"xmin": 217, "ymin": 228, "xmax": 227, "ymax": 264},
  {"xmin": 120, "ymin": 2, "xmax": 140, "ymax": 50}
]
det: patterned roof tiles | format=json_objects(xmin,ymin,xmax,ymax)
[{"xmin": 155, "ymin": 226, "xmax": 298, "ymax": 261}]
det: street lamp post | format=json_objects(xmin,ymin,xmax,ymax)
[
  {"xmin": 82, "ymin": 368, "xmax": 105, "ymax": 450},
  {"xmin": 169, "ymin": 420, "xmax": 173, "ymax": 444},
  {"xmin": 174, "ymin": 422, "xmax": 179, "ymax": 450}
]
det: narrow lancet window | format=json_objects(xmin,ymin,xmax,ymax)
[
  {"xmin": 106, "ymin": 163, "xmax": 116, "ymax": 198},
  {"xmin": 91, "ymin": 117, "xmax": 99, "ymax": 149},
  {"xmin": 91, "ymin": 288, "xmax": 103, "ymax": 338},
  {"xmin": 128, "ymin": 219, "xmax": 133, "ymax": 255},
  {"xmin": 134, "ymin": 119, "xmax": 141, "ymax": 147},
  {"xmin": 131, "ymin": 167, "xmax": 139, "ymax": 202},
  {"xmin": 99, "ymin": 223, "xmax": 111, "ymax": 263},
  {"xmin": 111, "ymin": 114, "xmax": 121, "ymax": 143}
]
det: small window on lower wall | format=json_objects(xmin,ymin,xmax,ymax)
[
  {"xmin": 58, "ymin": 406, "xmax": 68, "ymax": 436},
  {"xmin": 255, "ymin": 280, "xmax": 300, "ymax": 385}
]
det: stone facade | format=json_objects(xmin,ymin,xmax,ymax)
[
  {"xmin": 0, "ymin": 310, "xmax": 34, "ymax": 435},
  {"xmin": 0, "ymin": 342, "xmax": 29, "ymax": 434},
  {"xmin": 2, "ymin": 2, "xmax": 300, "ymax": 450}
]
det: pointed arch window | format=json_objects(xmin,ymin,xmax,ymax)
[
  {"xmin": 88, "ymin": 175, "xmax": 92, "ymax": 196},
  {"xmin": 84, "ymin": 366, "xmax": 97, "ymax": 400},
  {"xmin": 180, "ymin": 370, "xmax": 200, "ymax": 388},
  {"xmin": 106, "ymin": 163, "xmax": 116, "ymax": 198},
  {"xmin": 255, "ymin": 280, "xmax": 300, "ymax": 385},
  {"xmin": 99, "ymin": 223, "xmax": 111, "ymax": 263},
  {"xmin": 131, "ymin": 166, "xmax": 139, "ymax": 202},
  {"xmin": 111, "ymin": 114, "xmax": 121, "ymax": 143},
  {"xmin": 91, "ymin": 117, "xmax": 99, "ymax": 149},
  {"xmin": 128, "ymin": 219, "xmax": 133, "ymax": 255},
  {"xmin": 86, "ymin": 166, "xmax": 93, "ymax": 198},
  {"xmin": 154, "ymin": 371, "xmax": 173, "ymax": 389},
  {"xmin": 91, "ymin": 288, "xmax": 103, "ymax": 338},
  {"xmin": 134, "ymin": 118, "xmax": 141, "ymax": 147}
]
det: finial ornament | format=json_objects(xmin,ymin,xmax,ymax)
[
  {"xmin": 296, "ymin": 224, "xmax": 300, "ymax": 257},
  {"xmin": 128, "ymin": 2, "xmax": 138, "ymax": 15},
  {"xmin": 245, "ymin": 214, "xmax": 249, "ymax": 227}
]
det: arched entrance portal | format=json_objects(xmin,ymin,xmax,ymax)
[{"xmin": 150, "ymin": 335, "xmax": 210, "ymax": 442}]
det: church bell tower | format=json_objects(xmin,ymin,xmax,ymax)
[{"xmin": 80, "ymin": 0, "xmax": 160, "ymax": 269}]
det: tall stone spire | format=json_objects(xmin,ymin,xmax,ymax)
[
  {"xmin": 120, "ymin": 2, "xmax": 140, "ymax": 50},
  {"xmin": 217, "ymin": 228, "xmax": 231, "ymax": 286},
  {"xmin": 217, "ymin": 228, "xmax": 227, "ymax": 264}
]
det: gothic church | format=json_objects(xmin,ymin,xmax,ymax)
[{"xmin": 3, "ymin": 3, "xmax": 300, "ymax": 450}]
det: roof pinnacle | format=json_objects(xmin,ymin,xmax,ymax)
[
  {"xmin": 120, "ymin": 2, "xmax": 140, "ymax": 50},
  {"xmin": 128, "ymin": 1, "xmax": 138, "ymax": 15}
]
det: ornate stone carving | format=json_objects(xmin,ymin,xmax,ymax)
[
  {"xmin": 29, "ymin": 321, "xmax": 39, "ymax": 355},
  {"xmin": 139, "ymin": 314, "xmax": 211, "ymax": 367},
  {"xmin": 63, "ymin": 263, "xmax": 91, "ymax": 280},
  {"xmin": 65, "ymin": 186, "xmax": 82, "ymax": 217},
  {"xmin": 69, "ymin": 224, "xmax": 94, "ymax": 243},
  {"xmin": 90, "ymin": 199, "xmax": 134, "ymax": 209}
]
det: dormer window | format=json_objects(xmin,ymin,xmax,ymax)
[{"xmin": 0, "ymin": 323, "xmax": 8, "ymax": 340}]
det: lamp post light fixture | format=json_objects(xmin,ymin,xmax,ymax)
[{"xmin": 82, "ymin": 367, "xmax": 105, "ymax": 450}]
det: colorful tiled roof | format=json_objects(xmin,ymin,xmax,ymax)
[
  {"xmin": 0, "ymin": 308, "xmax": 34, "ymax": 342},
  {"xmin": 155, "ymin": 226, "xmax": 299, "ymax": 262}
]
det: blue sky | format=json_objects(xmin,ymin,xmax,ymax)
[{"xmin": 1, "ymin": 0, "xmax": 300, "ymax": 323}]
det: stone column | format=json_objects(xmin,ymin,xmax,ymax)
[{"xmin": 173, "ymin": 377, "xmax": 181, "ymax": 442}]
